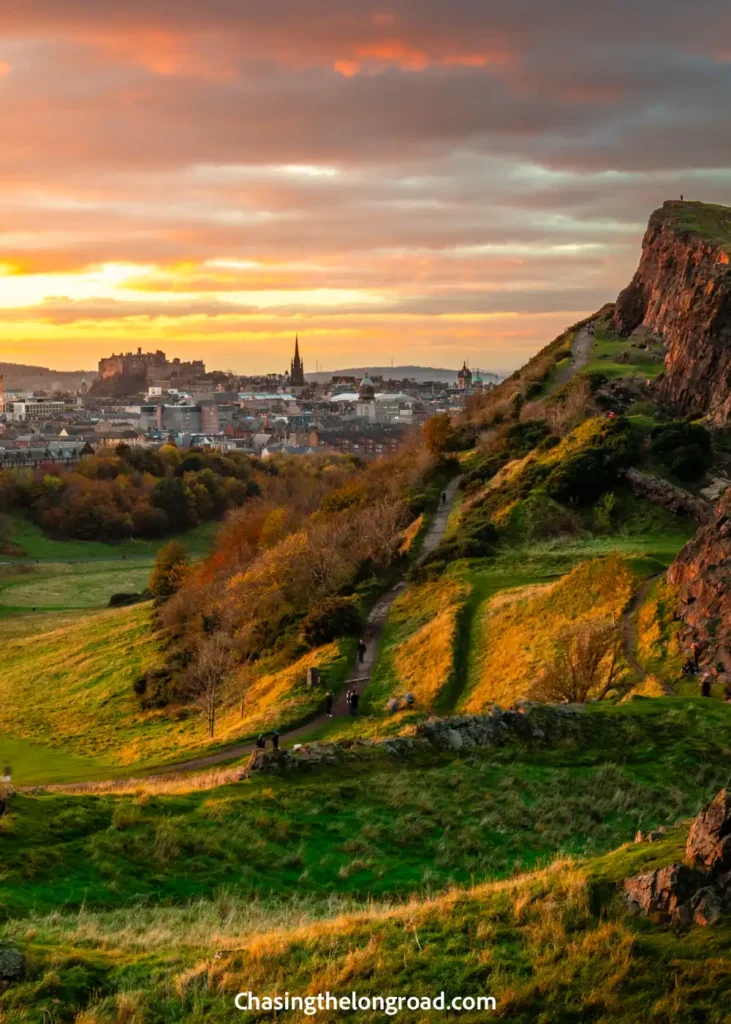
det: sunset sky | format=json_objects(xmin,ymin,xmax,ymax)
[{"xmin": 1, "ymin": 1, "xmax": 730, "ymax": 375}]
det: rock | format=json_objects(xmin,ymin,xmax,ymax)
[
  {"xmin": 611, "ymin": 200, "xmax": 731, "ymax": 422},
  {"xmin": 623, "ymin": 863, "xmax": 697, "ymax": 921},
  {"xmin": 0, "ymin": 948, "xmax": 24, "ymax": 983},
  {"xmin": 686, "ymin": 790, "xmax": 731, "ymax": 873},
  {"xmin": 669, "ymin": 495, "xmax": 731, "ymax": 669},
  {"xmin": 691, "ymin": 887, "xmax": 724, "ymax": 927},
  {"xmin": 622, "ymin": 467, "xmax": 711, "ymax": 524}
]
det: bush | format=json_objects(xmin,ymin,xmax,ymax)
[
  {"xmin": 505, "ymin": 420, "xmax": 553, "ymax": 458},
  {"xmin": 651, "ymin": 420, "xmax": 712, "ymax": 481},
  {"xmin": 546, "ymin": 452, "xmax": 609, "ymax": 506},
  {"xmin": 301, "ymin": 596, "xmax": 362, "ymax": 646},
  {"xmin": 149, "ymin": 541, "xmax": 190, "ymax": 604}
]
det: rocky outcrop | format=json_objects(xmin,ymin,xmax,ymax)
[
  {"xmin": 623, "ymin": 790, "xmax": 731, "ymax": 927},
  {"xmin": 239, "ymin": 703, "xmax": 588, "ymax": 778},
  {"xmin": 686, "ymin": 789, "xmax": 731, "ymax": 874},
  {"xmin": 622, "ymin": 467, "xmax": 712, "ymax": 524},
  {"xmin": 612, "ymin": 200, "xmax": 731, "ymax": 421},
  {"xmin": 668, "ymin": 490, "xmax": 731, "ymax": 669}
]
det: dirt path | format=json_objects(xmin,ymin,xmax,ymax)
[
  {"xmin": 84, "ymin": 477, "xmax": 464, "ymax": 781},
  {"xmin": 621, "ymin": 575, "xmax": 660, "ymax": 682},
  {"xmin": 546, "ymin": 325, "xmax": 594, "ymax": 395}
]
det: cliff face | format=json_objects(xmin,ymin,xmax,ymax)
[
  {"xmin": 612, "ymin": 201, "xmax": 731, "ymax": 421},
  {"xmin": 667, "ymin": 489, "xmax": 731, "ymax": 670}
]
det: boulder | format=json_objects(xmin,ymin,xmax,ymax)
[
  {"xmin": 0, "ymin": 948, "xmax": 24, "ymax": 984},
  {"xmin": 623, "ymin": 863, "xmax": 697, "ymax": 921},
  {"xmin": 691, "ymin": 887, "xmax": 724, "ymax": 927},
  {"xmin": 686, "ymin": 789, "xmax": 731, "ymax": 873}
]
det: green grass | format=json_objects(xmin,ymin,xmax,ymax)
[
  {"xmin": 0, "ymin": 734, "xmax": 110, "ymax": 786},
  {"xmin": 584, "ymin": 322, "xmax": 666, "ymax": 380},
  {"xmin": 0, "ymin": 560, "xmax": 154, "ymax": 611},
  {"xmin": 654, "ymin": 199, "xmax": 731, "ymax": 251},
  {"xmin": 2, "ymin": 513, "xmax": 218, "ymax": 562},
  {"xmin": 0, "ymin": 699, "xmax": 730, "ymax": 1020}
]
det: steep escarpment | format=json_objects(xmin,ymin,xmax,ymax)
[
  {"xmin": 668, "ymin": 489, "xmax": 731, "ymax": 670},
  {"xmin": 613, "ymin": 200, "xmax": 731, "ymax": 421}
]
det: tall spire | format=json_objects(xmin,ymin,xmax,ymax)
[{"xmin": 290, "ymin": 334, "xmax": 305, "ymax": 386}]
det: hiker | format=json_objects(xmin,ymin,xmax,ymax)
[
  {"xmin": 691, "ymin": 642, "xmax": 700, "ymax": 670},
  {"xmin": 681, "ymin": 658, "xmax": 695, "ymax": 676},
  {"xmin": 700, "ymin": 676, "xmax": 712, "ymax": 698},
  {"xmin": 680, "ymin": 194, "xmax": 684, "ymax": 201},
  {"xmin": 272, "ymin": 729, "xmax": 280, "ymax": 750},
  {"xmin": 345, "ymin": 689, "xmax": 353, "ymax": 714},
  {"xmin": 325, "ymin": 692, "xmax": 333, "ymax": 717},
  {"xmin": 357, "ymin": 639, "xmax": 367, "ymax": 664},
  {"xmin": 256, "ymin": 735, "xmax": 266, "ymax": 749},
  {"xmin": 350, "ymin": 690, "xmax": 360, "ymax": 716},
  {"xmin": 441, "ymin": 491, "xmax": 447, "ymax": 505}
]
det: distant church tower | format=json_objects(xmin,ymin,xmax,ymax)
[{"xmin": 290, "ymin": 336, "xmax": 305, "ymax": 387}]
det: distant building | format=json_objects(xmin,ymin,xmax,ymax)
[
  {"xmin": 290, "ymin": 336, "xmax": 305, "ymax": 387},
  {"xmin": 5, "ymin": 399, "xmax": 66, "ymax": 422},
  {"xmin": 457, "ymin": 362, "xmax": 472, "ymax": 390}
]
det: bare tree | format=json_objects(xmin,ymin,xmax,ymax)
[
  {"xmin": 531, "ymin": 621, "xmax": 622, "ymax": 704},
  {"xmin": 185, "ymin": 632, "xmax": 235, "ymax": 738}
]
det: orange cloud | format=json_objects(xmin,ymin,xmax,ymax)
[{"xmin": 334, "ymin": 39, "xmax": 513, "ymax": 76}]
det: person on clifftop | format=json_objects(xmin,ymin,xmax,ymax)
[
  {"xmin": 358, "ymin": 639, "xmax": 367, "ymax": 664},
  {"xmin": 325, "ymin": 692, "xmax": 333, "ymax": 717},
  {"xmin": 256, "ymin": 735, "xmax": 266, "ymax": 749},
  {"xmin": 272, "ymin": 730, "xmax": 280, "ymax": 750}
]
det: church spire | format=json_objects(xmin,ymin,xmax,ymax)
[{"xmin": 290, "ymin": 334, "xmax": 305, "ymax": 386}]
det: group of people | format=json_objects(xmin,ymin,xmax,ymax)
[{"xmin": 255, "ymin": 729, "xmax": 279, "ymax": 750}]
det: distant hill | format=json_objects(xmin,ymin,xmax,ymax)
[
  {"xmin": 0, "ymin": 361, "xmax": 95, "ymax": 393},
  {"xmin": 305, "ymin": 364, "xmax": 502, "ymax": 385}
]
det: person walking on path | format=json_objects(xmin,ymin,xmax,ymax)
[
  {"xmin": 324, "ymin": 692, "xmax": 333, "ymax": 717},
  {"xmin": 345, "ymin": 689, "xmax": 352, "ymax": 714},
  {"xmin": 351, "ymin": 691, "xmax": 360, "ymax": 716},
  {"xmin": 272, "ymin": 729, "xmax": 280, "ymax": 750},
  {"xmin": 357, "ymin": 639, "xmax": 367, "ymax": 664},
  {"xmin": 256, "ymin": 735, "xmax": 266, "ymax": 749},
  {"xmin": 441, "ymin": 491, "xmax": 447, "ymax": 505}
]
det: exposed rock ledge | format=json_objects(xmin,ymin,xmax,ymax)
[
  {"xmin": 621, "ymin": 467, "xmax": 712, "ymax": 524},
  {"xmin": 239, "ymin": 703, "xmax": 587, "ymax": 778},
  {"xmin": 624, "ymin": 790, "xmax": 731, "ymax": 927}
]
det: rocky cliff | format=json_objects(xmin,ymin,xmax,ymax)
[
  {"xmin": 613, "ymin": 200, "xmax": 731, "ymax": 421},
  {"xmin": 668, "ymin": 488, "xmax": 731, "ymax": 670}
]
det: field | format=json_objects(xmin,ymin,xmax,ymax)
[
  {"xmin": 1, "ymin": 697, "xmax": 731, "ymax": 1020},
  {"xmin": 0, "ymin": 605, "xmax": 359, "ymax": 781}
]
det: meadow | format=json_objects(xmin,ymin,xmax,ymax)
[{"xmin": 1, "ymin": 697, "xmax": 731, "ymax": 1021}]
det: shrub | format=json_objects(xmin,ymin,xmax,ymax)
[
  {"xmin": 651, "ymin": 420, "xmax": 712, "ymax": 481},
  {"xmin": 149, "ymin": 541, "xmax": 190, "ymax": 604},
  {"xmin": 301, "ymin": 596, "xmax": 362, "ymax": 646},
  {"xmin": 546, "ymin": 452, "xmax": 609, "ymax": 506}
]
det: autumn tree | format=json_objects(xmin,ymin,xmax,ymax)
[
  {"xmin": 185, "ymin": 632, "xmax": 235, "ymax": 738},
  {"xmin": 423, "ymin": 413, "xmax": 457, "ymax": 457},
  {"xmin": 531, "ymin": 620, "xmax": 622, "ymax": 704},
  {"xmin": 149, "ymin": 541, "xmax": 190, "ymax": 604}
]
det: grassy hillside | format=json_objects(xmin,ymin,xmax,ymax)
[
  {"xmin": 363, "ymin": 571, "xmax": 471, "ymax": 715},
  {"xmin": 0, "ymin": 606, "xmax": 354, "ymax": 779},
  {"xmin": 1, "ymin": 698, "xmax": 731, "ymax": 1020},
  {"xmin": 461, "ymin": 555, "xmax": 636, "ymax": 710}
]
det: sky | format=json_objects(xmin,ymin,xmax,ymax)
[{"xmin": 1, "ymin": 2, "xmax": 730, "ymax": 375}]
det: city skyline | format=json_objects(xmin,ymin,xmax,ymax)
[{"xmin": 1, "ymin": 1, "xmax": 730, "ymax": 373}]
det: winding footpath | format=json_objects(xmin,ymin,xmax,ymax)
[
  {"xmin": 546, "ymin": 325, "xmax": 594, "ymax": 395},
  {"xmin": 73, "ymin": 476, "xmax": 464, "ymax": 783}
]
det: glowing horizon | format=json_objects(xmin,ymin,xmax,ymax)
[{"xmin": 1, "ymin": 2, "xmax": 730, "ymax": 374}]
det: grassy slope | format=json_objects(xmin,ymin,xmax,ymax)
[
  {"xmin": 654, "ymin": 199, "xmax": 731, "ymax": 252},
  {"xmin": 2, "ymin": 699, "xmax": 731, "ymax": 1020},
  {"xmin": 0, "ymin": 605, "xmax": 355, "ymax": 780},
  {"xmin": 4, "ymin": 512, "xmax": 218, "ymax": 561},
  {"xmin": 461, "ymin": 556, "xmax": 637, "ymax": 710}
]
